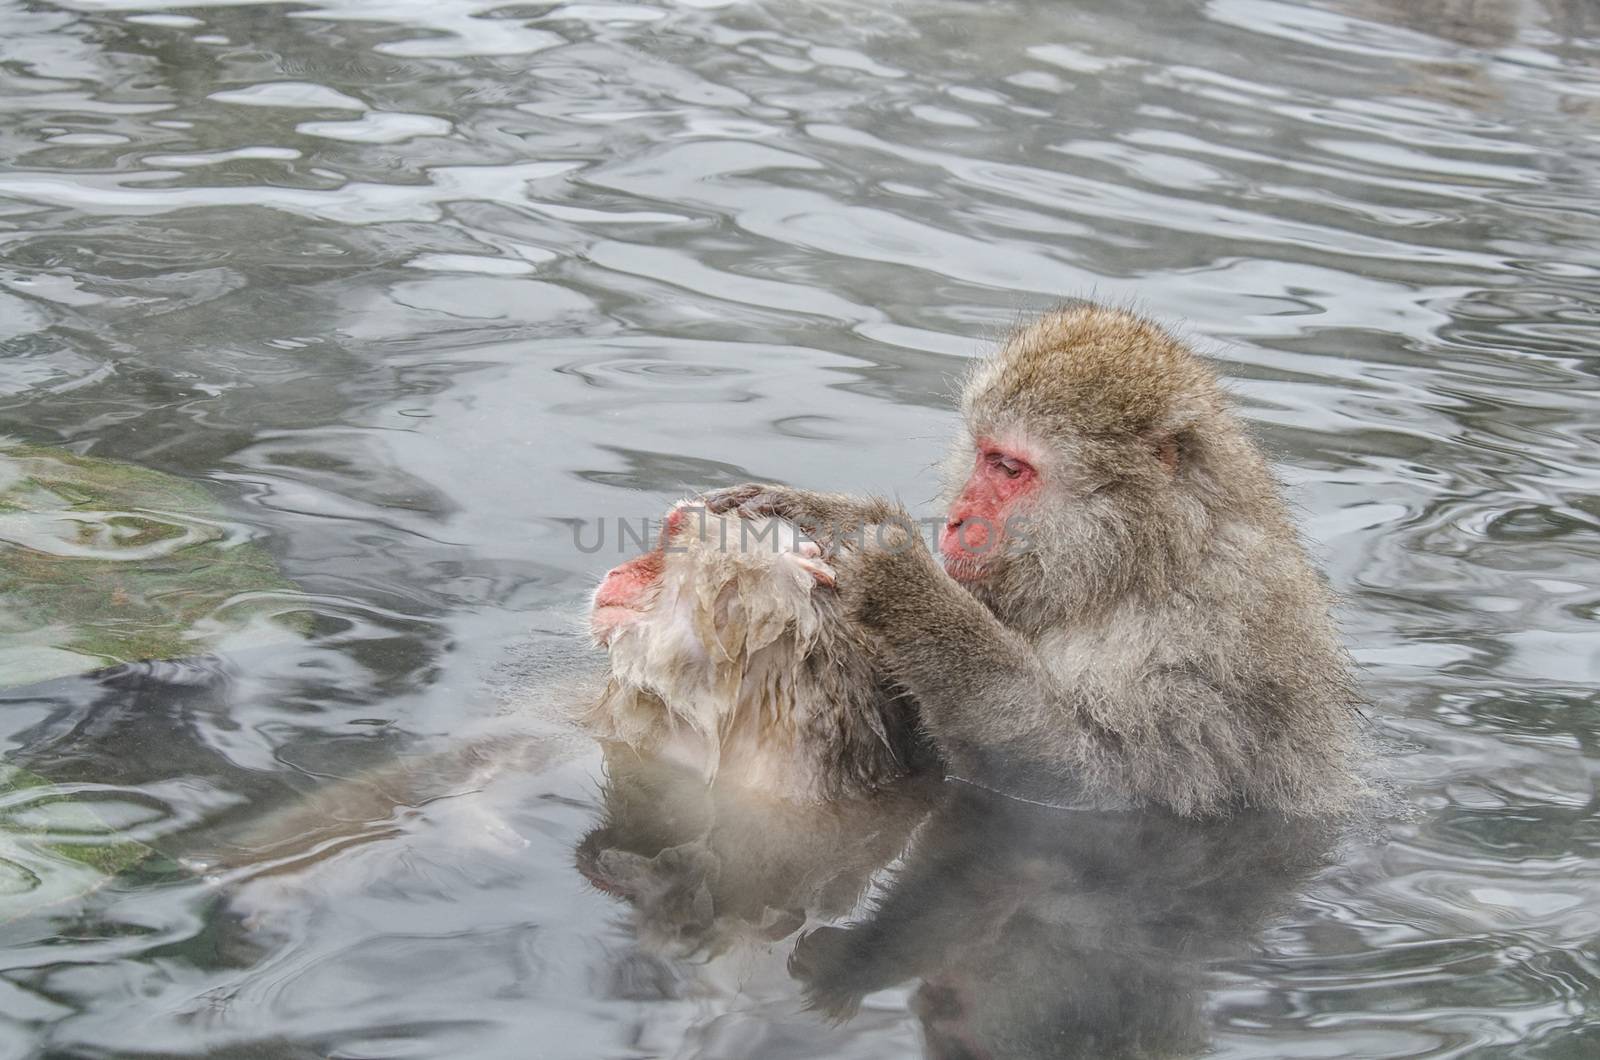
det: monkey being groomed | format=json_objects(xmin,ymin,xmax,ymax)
[{"xmin": 585, "ymin": 504, "xmax": 927, "ymax": 802}]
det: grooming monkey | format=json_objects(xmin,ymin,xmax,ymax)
[{"xmin": 709, "ymin": 303, "xmax": 1361, "ymax": 817}]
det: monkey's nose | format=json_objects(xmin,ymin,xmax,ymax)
[
  {"xmin": 593, "ymin": 568, "xmax": 634, "ymax": 609},
  {"xmin": 940, "ymin": 515, "xmax": 992, "ymax": 557},
  {"xmin": 938, "ymin": 519, "xmax": 962, "ymax": 556}
]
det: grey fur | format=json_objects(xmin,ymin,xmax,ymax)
[{"xmin": 712, "ymin": 303, "xmax": 1362, "ymax": 817}]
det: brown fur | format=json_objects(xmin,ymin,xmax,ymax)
[
  {"xmin": 711, "ymin": 303, "xmax": 1361, "ymax": 818},
  {"xmin": 585, "ymin": 508, "xmax": 924, "ymax": 801}
]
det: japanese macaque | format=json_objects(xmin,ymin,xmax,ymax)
[
  {"xmin": 708, "ymin": 302, "xmax": 1361, "ymax": 817},
  {"xmin": 585, "ymin": 504, "xmax": 925, "ymax": 801}
]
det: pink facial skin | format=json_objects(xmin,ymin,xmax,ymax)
[
  {"xmin": 592, "ymin": 555, "xmax": 659, "ymax": 610},
  {"xmin": 589, "ymin": 505, "xmax": 838, "ymax": 646},
  {"xmin": 939, "ymin": 438, "xmax": 1040, "ymax": 581},
  {"xmin": 590, "ymin": 508, "xmax": 689, "ymax": 644}
]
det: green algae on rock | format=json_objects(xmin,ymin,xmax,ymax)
[
  {"xmin": 0, "ymin": 763, "xmax": 160, "ymax": 923},
  {"xmin": 0, "ymin": 442, "xmax": 308, "ymax": 689}
]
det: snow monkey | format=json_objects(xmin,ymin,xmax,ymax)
[
  {"xmin": 707, "ymin": 303, "xmax": 1361, "ymax": 818},
  {"xmin": 586, "ymin": 504, "xmax": 926, "ymax": 802}
]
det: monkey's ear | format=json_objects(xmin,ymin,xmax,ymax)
[{"xmin": 783, "ymin": 543, "xmax": 836, "ymax": 587}]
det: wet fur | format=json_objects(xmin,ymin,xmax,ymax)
[{"xmin": 585, "ymin": 510, "xmax": 923, "ymax": 801}]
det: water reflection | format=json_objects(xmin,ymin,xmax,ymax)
[
  {"xmin": 575, "ymin": 751, "xmax": 937, "ymax": 959},
  {"xmin": 580, "ymin": 753, "xmax": 1334, "ymax": 1059}
]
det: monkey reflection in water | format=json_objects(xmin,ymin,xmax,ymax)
[{"xmin": 578, "ymin": 756, "xmax": 1332, "ymax": 1059}]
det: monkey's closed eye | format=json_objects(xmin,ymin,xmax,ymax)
[{"xmin": 984, "ymin": 451, "xmax": 1029, "ymax": 479}]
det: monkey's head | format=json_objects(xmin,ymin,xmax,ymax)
[
  {"xmin": 948, "ymin": 304, "xmax": 1274, "ymax": 626},
  {"xmin": 589, "ymin": 503, "xmax": 835, "ymax": 656},
  {"xmin": 587, "ymin": 504, "xmax": 883, "ymax": 792}
]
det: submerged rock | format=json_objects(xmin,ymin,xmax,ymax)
[
  {"xmin": 0, "ymin": 762, "xmax": 161, "ymax": 923},
  {"xmin": 0, "ymin": 442, "xmax": 307, "ymax": 688}
]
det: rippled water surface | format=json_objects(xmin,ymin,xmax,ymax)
[{"xmin": 1, "ymin": 0, "xmax": 1598, "ymax": 1056}]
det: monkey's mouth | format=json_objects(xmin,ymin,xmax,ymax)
[
  {"xmin": 940, "ymin": 552, "xmax": 990, "ymax": 583},
  {"xmin": 589, "ymin": 604, "xmax": 644, "ymax": 646}
]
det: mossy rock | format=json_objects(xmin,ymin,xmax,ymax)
[
  {"xmin": 0, "ymin": 441, "xmax": 309, "ymax": 689},
  {"xmin": 0, "ymin": 763, "xmax": 160, "ymax": 922}
]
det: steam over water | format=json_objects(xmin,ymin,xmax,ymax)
[{"xmin": 1, "ymin": 0, "xmax": 1598, "ymax": 1056}]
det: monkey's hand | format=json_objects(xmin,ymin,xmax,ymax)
[
  {"xmin": 697, "ymin": 484, "xmax": 898, "ymax": 550},
  {"xmin": 831, "ymin": 519, "xmax": 1072, "ymax": 785},
  {"xmin": 789, "ymin": 926, "xmax": 870, "ymax": 1018},
  {"xmin": 832, "ymin": 517, "xmax": 940, "ymax": 632},
  {"xmin": 699, "ymin": 482, "xmax": 773, "ymax": 515}
]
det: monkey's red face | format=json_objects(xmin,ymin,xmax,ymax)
[
  {"xmin": 591, "ymin": 549, "xmax": 665, "ymax": 644},
  {"xmin": 940, "ymin": 437, "xmax": 1040, "ymax": 581},
  {"xmin": 590, "ymin": 508, "xmax": 688, "ymax": 644},
  {"xmin": 589, "ymin": 505, "xmax": 833, "ymax": 650}
]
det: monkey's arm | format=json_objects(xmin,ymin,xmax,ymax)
[
  {"xmin": 710, "ymin": 487, "xmax": 1146, "ymax": 798},
  {"xmin": 705, "ymin": 487, "xmax": 1084, "ymax": 765},
  {"xmin": 700, "ymin": 483, "xmax": 901, "ymax": 542},
  {"xmin": 838, "ymin": 524, "xmax": 1114, "ymax": 796}
]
